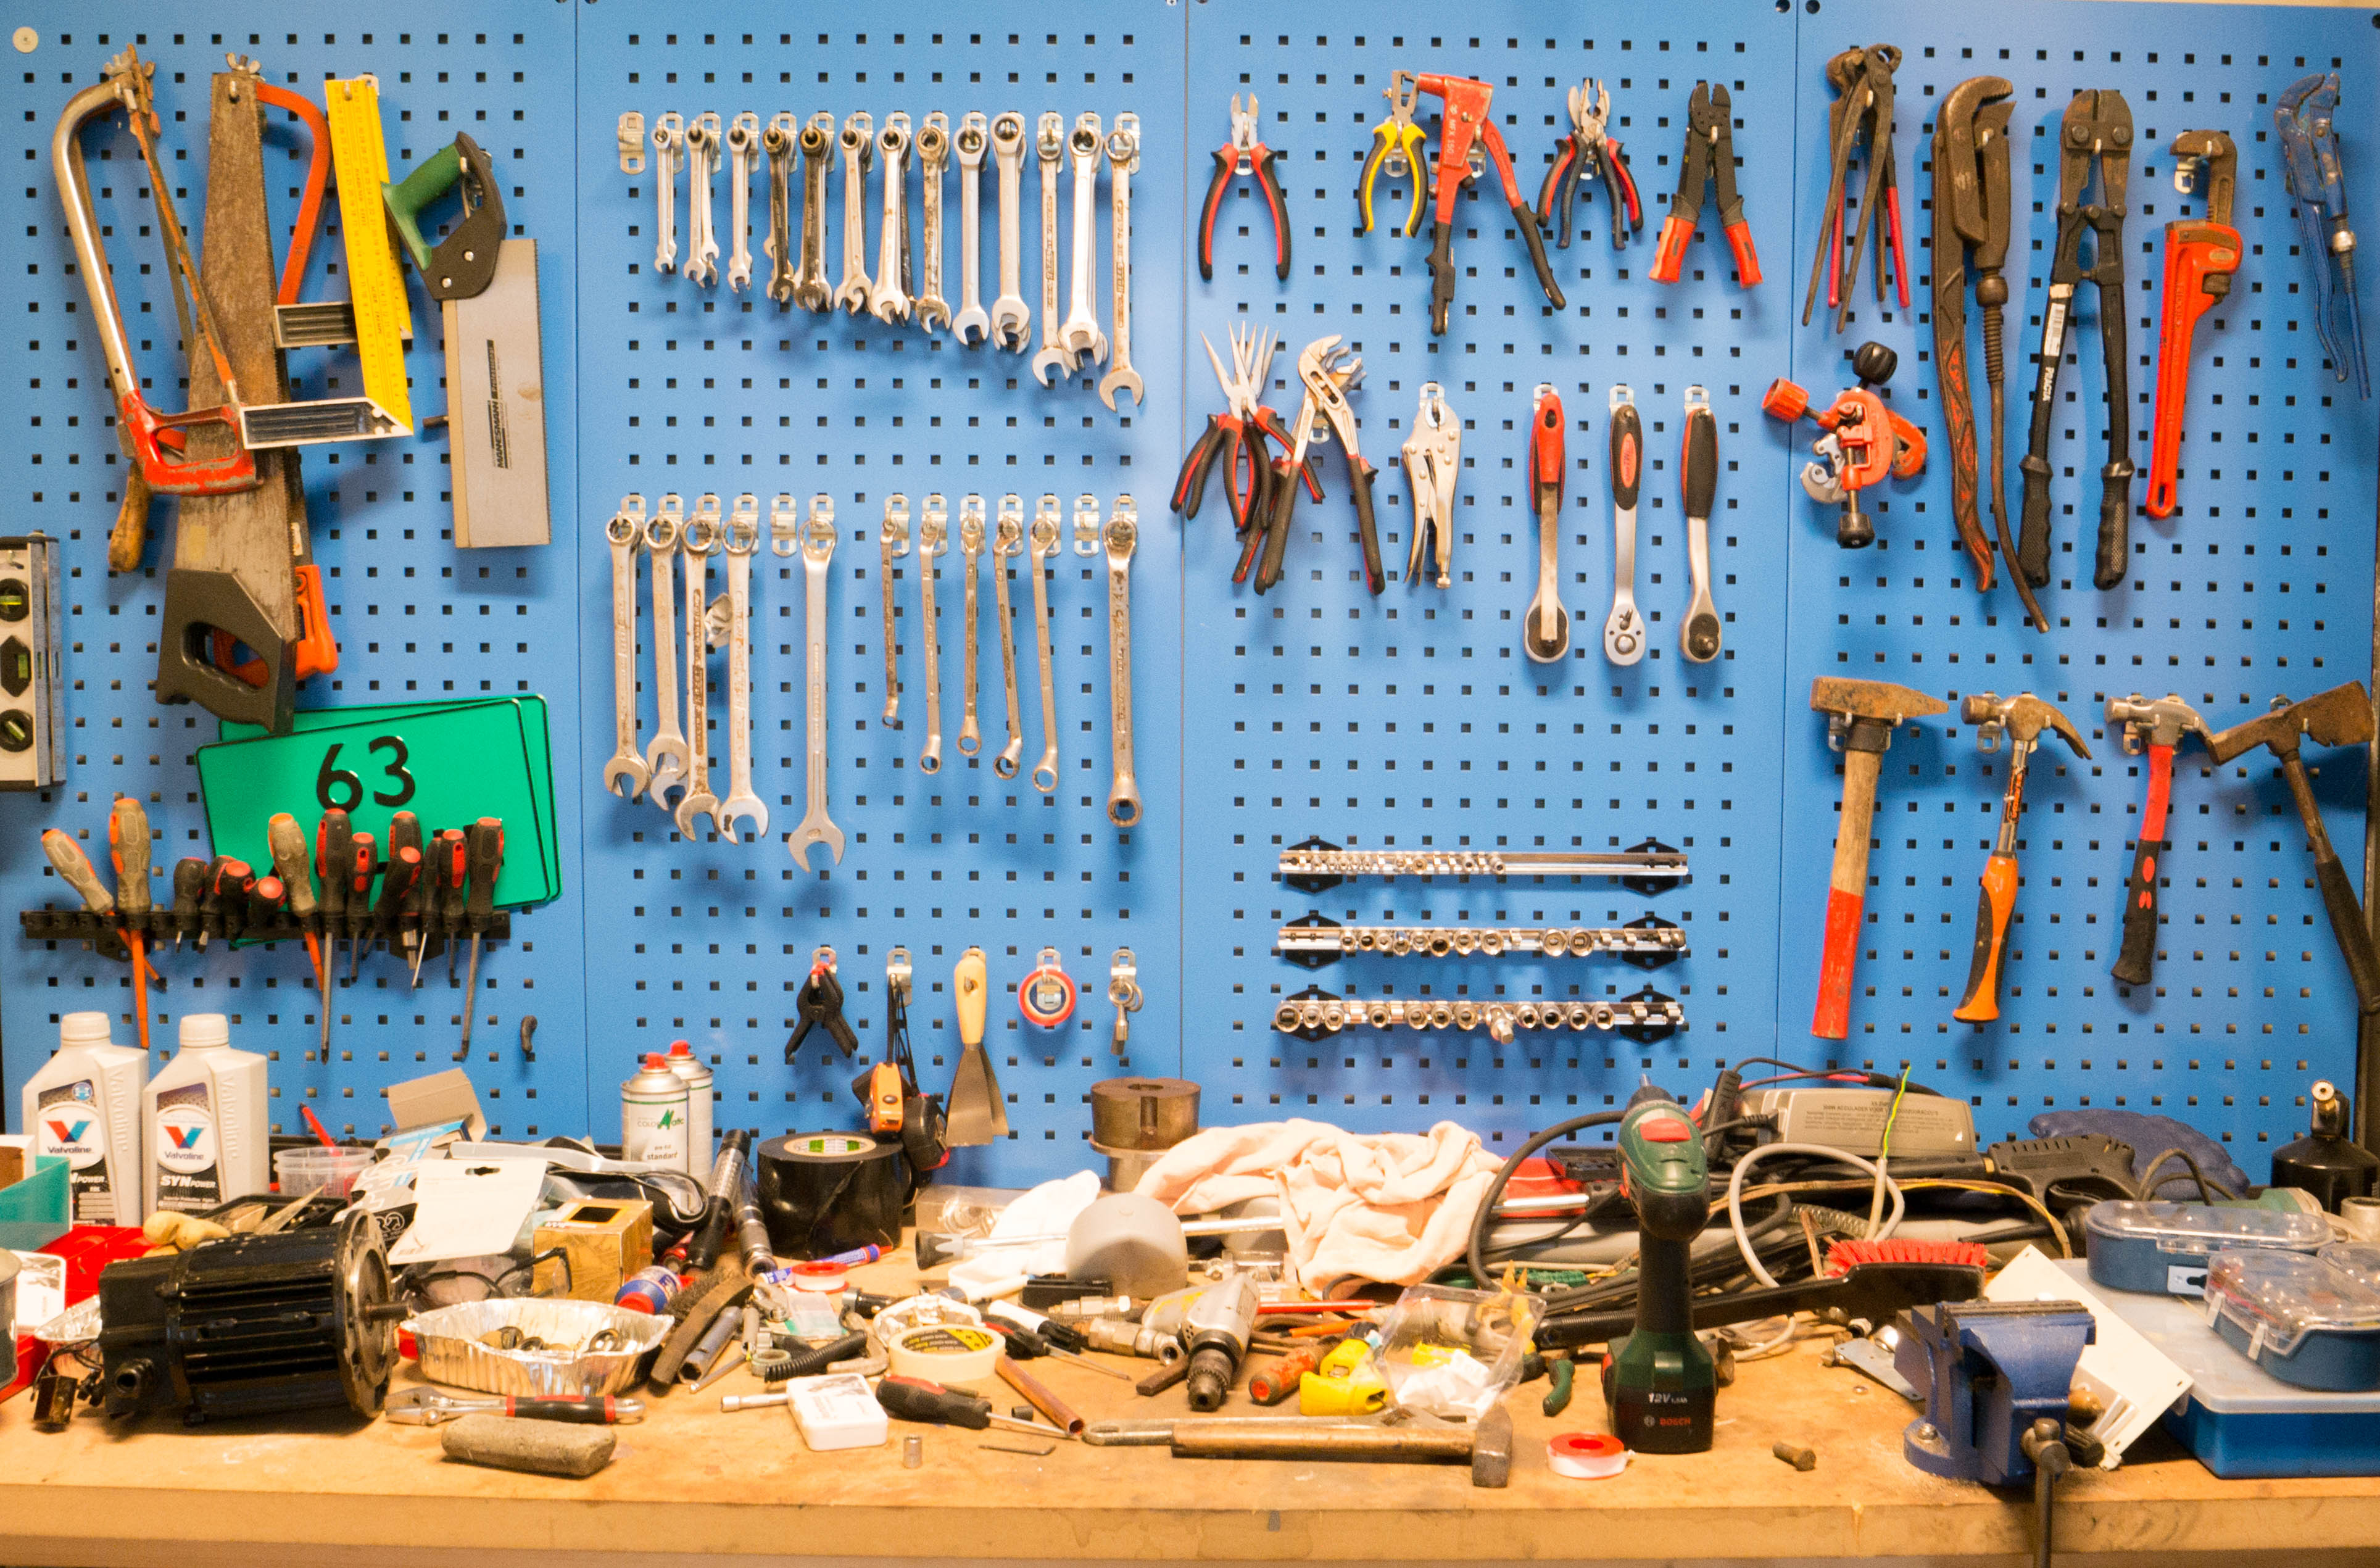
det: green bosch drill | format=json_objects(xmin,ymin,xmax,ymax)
[{"xmin": 1601, "ymin": 1083, "xmax": 1715, "ymax": 1453}]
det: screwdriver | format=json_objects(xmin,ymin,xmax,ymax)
[
  {"xmin": 197, "ymin": 855, "xmax": 251, "ymax": 951},
  {"xmin": 169, "ymin": 857, "xmax": 207, "ymax": 953},
  {"xmin": 343, "ymin": 832, "xmax": 378, "ymax": 979},
  {"xmin": 268, "ymin": 811, "xmax": 330, "ymax": 1056},
  {"xmin": 249, "ymin": 874, "xmax": 288, "ymax": 932},
  {"xmin": 873, "ymin": 1374, "xmax": 1055, "ymax": 1436},
  {"xmin": 372, "ymin": 837, "xmax": 421, "ymax": 980},
  {"xmin": 457, "ymin": 818, "xmax": 504, "ymax": 1055},
  {"xmin": 42, "ymin": 830, "xmax": 138, "ymax": 1027},
  {"xmin": 431, "ymin": 828, "xmax": 468, "ymax": 985},
  {"xmin": 384, "ymin": 811, "xmax": 424, "ymax": 979},
  {"xmin": 108, "ymin": 797, "xmax": 156, "ymax": 1056},
  {"xmin": 315, "ymin": 808, "xmax": 352, "ymax": 984}
]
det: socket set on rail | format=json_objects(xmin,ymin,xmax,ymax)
[
  {"xmin": 621, "ymin": 107, "xmax": 1143, "ymax": 406},
  {"xmin": 1273, "ymin": 989, "xmax": 1683, "ymax": 1045}
]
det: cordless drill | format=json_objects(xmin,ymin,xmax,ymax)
[{"xmin": 1601, "ymin": 1084, "xmax": 1715, "ymax": 1453}]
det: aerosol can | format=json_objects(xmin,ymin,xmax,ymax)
[
  {"xmin": 664, "ymin": 1039, "xmax": 715, "ymax": 1172},
  {"xmin": 21, "ymin": 1011, "xmax": 146, "ymax": 1226},
  {"xmin": 623, "ymin": 1053, "xmax": 692, "ymax": 1173}
]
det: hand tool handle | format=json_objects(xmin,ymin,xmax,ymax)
[
  {"xmin": 1933, "ymin": 317, "xmax": 1997, "ymax": 588},
  {"xmin": 1533, "ymin": 138, "xmax": 1571, "ymax": 227},
  {"xmin": 1427, "ymin": 218, "xmax": 1458, "ymax": 334},
  {"xmin": 1952, "ymin": 852, "xmax": 2020, "ymax": 1022},
  {"xmin": 109, "ymin": 797, "xmax": 151, "ymax": 916},
  {"xmin": 1361, "ymin": 132, "xmax": 1399, "ymax": 234},
  {"xmin": 375, "ymin": 844, "xmax": 421, "ymax": 924},
  {"xmin": 1811, "ymin": 747, "xmax": 1881, "ymax": 1039},
  {"xmin": 2092, "ymin": 213, "xmax": 2135, "ymax": 592},
  {"xmin": 266, "ymin": 811, "xmax": 317, "ymax": 921},
  {"xmin": 1648, "ymin": 214, "xmax": 1690, "ymax": 284},
  {"xmin": 955, "ymin": 947, "xmax": 989, "ymax": 1047},
  {"xmin": 199, "ymin": 855, "xmax": 244, "ymax": 942},
  {"xmin": 2283, "ymin": 750, "xmax": 2380, "ymax": 1015},
  {"xmin": 1172, "ymin": 1426, "xmax": 1475, "ymax": 1462},
  {"xmin": 507, "ymin": 1397, "xmax": 628, "ymax": 1425},
  {"xmin": 2094, "ymin": 465, "xmax": 2131, "ymax": 592},
  {"xmin": 43, "ymin": 830, "xmax": 114, "ymax": 916},
  {"xmin": 433, "ymin": 829, "xmax": 468, "ymax": 940},
  {"xmin": 1532, "ymin": 390, "xmax": 1567, "ymax": 508},
  {"xmin": 346, "ymin": 835, "xmax": 378, "ymax": 937},
  {"xmin": 1251, "ymin": 147, "xmax": 1291, "ymax": 281},
  {"xmin": 1609, "ymin": 399, "xmax": 1642, "ymax": 510},
  {"xmin": 1171, "ymin": 417, "xmax": 1223, "ymax": 518},
  {"xmin": 1348, "ymin": 457, "xmax": 1384, "ymax": 597},
  {"xmin": 1681, "ymin": 402, "xmax": 1717, "ymax": 523},
  {"xmin": 1248, "ymin": 1338, "xmax": 1340, "ymax": 1405},
  {"xmin": 1724, "ymin": 218, "xmax": 1761, "ymax": 288},
  {"xmin": 171, "ymin": 857, "xmax": 207, "ymax": 944},
  {"xmin": 1196, "ymin": 147, "xmax": 1234, "ymax": 282},
  {"xmin": 2144, "ymin": 223, "xmax": 2240, "ymax": 520},
  {"xmin": 1256, "ymin": 456, "xmax": 1300, "ymax": 594},
  {"xmin": 876, "ymin": 1374, "xmax": 991, "ymax": 1430},
  {"xmin": 466, "ymin": 818, "xmax": 505, "ymax": 930},
  {"xmin": 317, "ymin": 809, "xmax": 353, "ymax": 929},
  {"xmin": 250, "ymin": 876, "xmax": 286, "ymax": 931},
  {"xmin": 1509, "ymin": 198, "xmax": 1565, "ymax": 309},
  {"xmin": 2112, "ymin": 742, "xmax": 2175, "ymax": 985},
  {"xmin": 2015, "ymin": 450, "xmax": 2054, "ymax": 588}
]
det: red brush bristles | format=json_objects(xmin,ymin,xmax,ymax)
[{"xmin": 1824, "ymin": 1237, "xmax": 1990, "ymax": 1276}]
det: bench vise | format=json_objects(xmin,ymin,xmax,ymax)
[{"xmin": 1895, "ymin": 1300, "xmax": 2095, "ymax": 1485}]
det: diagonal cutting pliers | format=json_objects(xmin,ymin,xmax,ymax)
[
  {"xmin": 1358, "ymin": 74, "xmax": 1429, "ymax": 237},
  {"xmin": 1538, "ymin": 80, "xmax": 1641, "ymax": 252},
  {"xmin": 1198, "ymin": 94, "xmax": 1290, "ymax": 282},
  {"xmin": 1649, "ymin": 81, "xmax": 1760, "ymax": 287}
]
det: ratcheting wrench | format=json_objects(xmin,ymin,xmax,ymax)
[
  {"xmin": 1104, "ymin": 496, "xmax": 1140, "ymax": 826},
  {"xmin": 684, "ymin": 112, "xmax": 721, "ymax": 288},
  {"xmin": 725, "ymin": 112, "xmax": 759, "ymax": 292},
  {"xmin": 1032, "ymin": 114, "xmax": 1076, "ymax": 384},
  {"xmin": 879, "ymin": 495, "xmax": 911, "ymax": 727},
  {"xmin": 1100, "ymin": 114, "xmax": 1143, "ymax": 410},
  {"xmin": 763, "ymin": 112, "xmax": 797, "ymax": 305},
  {"xmin": 1679, "ymin": 385, "xmax": 1722, "ymax": 663},
  {"xmin": 793, "ymin": 113, "xmax": 834, "ymax": 312},
  {"xmin": 717, "ymin": 495, "xmax": 767, "ymax": 839},
  {"xmin": 915, "ymin": 112, "xmax": 952, "ymax": 331},
  {"xmin": 958, "ymin": 496, "xmax": 985, "ymax": 758},
  {"xmin": 916, "ymin": 494, "xmax": 947, "ymax": 774},
  {"xmin": 644, "ymin": 494, "xmax": 690, "ymax": 806},
  {"xmin": 792, "ymin": 497, "xmax": 845, "ymax": 867},
  {"xmin": 873, "ymin": 113, "xmax": 913, "ymax": 324},
  {"xmin": 952, "ymin": 112, "xmax": 991, "ymax": 344},
  {"xmin": 834, "ymin": 112, "xmax": 875, "ymax": 315},
  {"xmin": 1028, "ymin": 494, "xmax": 1063, "ymax": 792},
  {"xmin": 992, "ymin": 495, "xmax": 1026, "ymax": 779},
  {"xmin": 990, "ymin": 112, "xmax": 1032, "ymax": 351},
  {"xmin": 652, "ymin": 112, "xmax": 684, "ymax": 274},
  {"xmin": 604, "ymin": 495, "xmax": 652, "ymax": 802},
  {"xmin": 1604, "ymin": 386, "xmax": 1646, "ymax": 665},
  {"xmin": 1061, "ymin": 113, "xmax": 1109, "ymax": 365},
  {"xmin": 674, "ymin": 494, "xmax": 721, "ymax": 838}
]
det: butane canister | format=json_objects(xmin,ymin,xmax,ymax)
[{"xmin": 621, "ymin": 1053, "xmax": 692, "ymax": 1174}]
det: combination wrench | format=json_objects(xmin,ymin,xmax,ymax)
[
  {"xmin": 643, "ymin": 494, "xmax": 690, "ymax": 806},
  {"xmin": 956, "ymin": 495, "xmax": 984, "ymax": 758},
  {"xmin": 763, "ymin": 112, "xmax": 797, "ymax": 305},
  {"xmin": 603, "ymin": 495, "xmax": 651, "ymax": 802},
  {"xmin": 1100, "ymin": 114, "xmax": 1143, "ymax": 411},
  {"xmin": 651, "ymin": 112, "xmax": 684, "ymax": 274},
  {"xmin": 1603, "ymin": 385, "xmax": 1646, "ymax": 665},
  {"xmin": 1028, "ymin": 494, "xmax": 1063, "ymax": 792},
  {"xmin": 716, "ymin": 495, "xmax": 768, "ymax": 839},
  {"xmin": 674, "ymin": 494, "xmax": 722, "ymax": 838},
  {"xmin": 834, "ymin": 112, "xmax": 875, "ymax": 315},
  {"xmin": 953, "ymin": 112, "xmax": 992, "ymax": 344},
  {"xmin": 992, "ymin": 494, "xmax": 1026, "ymax": 779},
  {"xmin": 989, "ymin": 113, "xmax": 1031, "ymax": 351},
  {"xmin": 1103, "ymin": 496, "xmax": 1140, "ymax": 827},
  {"xmin": 725, "ymin": 112, "xmax": 759, "ymax": 292},
  {"xmin": 684, "ymin": 112, "xmax": 721, "ymax": 288},
  {"xmin": 877, "ymin": 494, "xmax": 910, "ymax": 727},
  {"xmin": 793, "ymin": 112, "xmax": 834, "ymax": 312},
  {"xmin": 1030, "ymin": 114, "xmax": 1074, "ymax": 383},
  {"xmin": 1059, "ymin": 113, "xmax": 1108, "ymax": 365},
  {"xmin": 872, "ymin": 113, "xmax": 913, "ymax": 324},
  {"xmin": 790, "ymin": 497, "xmax": 846, "ymax": 868},
  {"xmin": 915, "ymin": 494, "xmax": 947, "ymax": 774},
  {"xmin": 914, "ymin": 112, "xmax": 952, "ymax": 331}
]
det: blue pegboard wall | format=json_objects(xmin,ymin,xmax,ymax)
[{"xmin": 1, "ymin": 1, "xmax": 2374, "ymax": 1187}]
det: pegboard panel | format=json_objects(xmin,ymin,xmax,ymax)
[{"xmin": 0, "ymin": 9, "xmax": 589, "ymax": 1140}]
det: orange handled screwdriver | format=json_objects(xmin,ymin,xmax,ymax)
[{"xmin": 108, "ymin": 797, "xmax": 156, "ymax": 1055}]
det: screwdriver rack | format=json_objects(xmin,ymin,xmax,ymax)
[
  {"xmin": 17, "ymin": 911, "xmax": 515, "ymax": 965},
  {"xmin": 0, "ymin": 0, "xmax": 2373, "ymax": 1186}
]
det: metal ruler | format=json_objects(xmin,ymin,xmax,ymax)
[{"xmin": 321, "ymin": 75, "xmax": 415, "ymax": 435}]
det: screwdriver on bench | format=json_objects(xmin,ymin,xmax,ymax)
[
  {"xmin": 874, "ymin": 1374, "xmax": 1056, "ymax": 1436},
  {"xmin": 267, "ymin": 811, "xmax": 330, "ymax": 1057},
  {"xmin": 344, "ymin": 832, "xmax": 378, "ymax": 980},
  {"xmin": 169, "ymin": 857, "xmax": 206, "ymax": 954},
  {"xmin": 315, "ymin": 808, "xmax": 352, "ymax": 985},
  {"xmin": 457, "ymin": 818, "xmax": 505, "ymax": 1055},
  {"xmin": 107, "ymin": 797, "xmax": 157, "ymax": 1055},
  {"xmin": 420, "ymin": 828, "xmax": 466, "ymax": 989}
]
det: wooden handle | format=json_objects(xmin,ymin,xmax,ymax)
[
  {"xmin": 955, "ymin": 946, "xmax": 989, "ymax": 1046},
  {"xmin": 109, "ymin": 471, "xmax": 152, "ymax": 574},
  {"xmin": 1811, "ymin": 748, "xmax": 1881, "ymax": 1039},
  {"xmin": 1953, "ymin": 853, "xmax": 2021, "ymax": 1022}
]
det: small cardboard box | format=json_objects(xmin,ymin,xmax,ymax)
[{"xmin": 533, "ymin": 1198, "xmax": 653, "ymax": 1302}]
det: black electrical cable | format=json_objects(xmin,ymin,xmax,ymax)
[
  {"xmin": 2139, "ymin": 1146, "xmax": 2237, "ymax": 1204},
  {"xmin": 1728, "ymin": 1055, "xmax": 1946, "ymax": 1096},
  {"xmin": 1468, "ymin": 1111, "xmax": 1623, "ymax": 1291}
]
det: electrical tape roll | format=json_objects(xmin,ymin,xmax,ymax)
[
  {"xmin": 885, "ymin": 1322, "xmax": 1001, "ymax": 1384},
  {"xmin": 1547, "ymin": 1431, "xmax": 1628, "ymax": 1480},
  {"xmin": 755, "ymin": 1132, "xmax": 906, "ymax": 1258}
]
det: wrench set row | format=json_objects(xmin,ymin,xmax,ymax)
[{"xmin": 622, "ymin": 107, "xmax": 1144, "ymax": 406}]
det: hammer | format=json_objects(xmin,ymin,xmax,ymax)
[
  {"xmin": 1810, "ymin": 678, "xmax": 1949, "ymax": 1039},
  {"xmin": 2205, "ymin": 684, "xmax": 2380, "ymax": 1018},
  {"xmin": 1952, "ymin": 693, "xmax": 2089, "ymax": 1023},
  {"xmin": 2105, "ymin": 694, "xmax": 2212, "ymax": 985},
  {"xmin": 1164, "ymin": 1405, "xmax": 1514, "ymax": 1488}
]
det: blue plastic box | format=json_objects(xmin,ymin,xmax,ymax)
[
  {"xmin": 2205, "ymin": 1249, "xmax": 2380, "ymax": 1393},
  {"xmin": 2083, "ymin": 1200, "xmax": 2328, "ymax": 1296}
]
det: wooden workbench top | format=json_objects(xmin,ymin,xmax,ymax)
[{"xmin": 4, "ymin": 1250, "xmax": 2378, "ymax": 1566}]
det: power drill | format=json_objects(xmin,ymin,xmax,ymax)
[{"xmin": 1601, "ymin": 1083, "xmax": 1715, "ymax": 1453}]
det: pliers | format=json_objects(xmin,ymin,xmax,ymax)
[
  {"xmin": 1358, "ymin": 74, "xmax": 1428, "ymax": 237},
  {"xmin": 1801, "ymin": 45, "xmax": 1908, "ymax": 331},
  {"xmin": 1649, "ymin": 81, "xmax": 1760, "ymax": 288},
  {"xmin": 1399, "ymin": 383, "xmax": 1458, "ymax": 588},
  {"xmin": 1413, "ymin": 73, "xmax": 1564, "ymax": 334},
  {"xmin": 2278, "ymin": 72, "xmax": 2370, "ymax": 398},
  {"xmin": 1198, "ymin": 94, "xmax": 1290, "ymax": 283},
  {"xmin": 1257, "ymin": 336, "xmax": 1382, "ymax": 597},
  {"xmin": 1172, "ymin": 325, "xmax": 1321, "ymax": 571},
  {"xmin": 1538, "ymin": 80, "xmax": 1641, "ymax": 252}
]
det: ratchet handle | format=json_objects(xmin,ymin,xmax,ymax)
[
  {"xmin": 1681, "ymin": 402, "xmax": 1717, "ymax": 520},
  {"xmin": 1609, "ymin": 400, "xmax": 1642, "ymax": 510}
]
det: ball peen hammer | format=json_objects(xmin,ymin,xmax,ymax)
[
  {"xmin": 1810, "ymin": 679, "xmax": 1947, "ymax": 1039},
  {"xmin": 2105, "ymin": 694, "xmax": 2212, "ymax": 986}
]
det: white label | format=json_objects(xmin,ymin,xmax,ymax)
[
  {"xmin": 623, "ymin": 1095, "xmax": 689, "ymax": 1168},
  {"xmin": 153, "ymin": 1082, "xmax": 222, "ymax": 1211},
  {"xmin": 2166, "ymin": 1263, "xmax": 2208, "ymax": 1296},
  {"xmin": 35, "ymin": 1079, "xmax": 120, "ymax": 1224}
]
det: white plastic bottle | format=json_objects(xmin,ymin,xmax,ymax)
[
  {"xmin": 20, "ymin": 1011, "xmax": 146, "ymax": 1226},
  {"xmin": 665, "ymin": 1039, "xmax": 715, "ymax": 1172},
  {"xmin": 143, "ymin": 1013, "xmax": 270, "ymax": 1214}
]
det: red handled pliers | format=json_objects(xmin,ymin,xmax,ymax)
[
  {"xmin": 1198, "ymin": 94, "xmax": 1289, "ymax": 282},
  {"xmin": 1172, "ymin": 325, "xmax": 1321, "ymax": 572},
  {"xmin": 1538, "ymin": 80, "xmax": 1641, "ymax": 252}
]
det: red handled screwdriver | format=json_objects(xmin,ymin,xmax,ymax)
[{"xmin": 344, "ymin": 832, "xmax": 377, "ymax": 980}]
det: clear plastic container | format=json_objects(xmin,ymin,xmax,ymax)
[
  {"xmin": 2204, "ymin": 1247, "xmax": 2380, "ymax": 1392},
  {"xmin": 2320, "ymin": 1241, "xmax": 2380, "ymax": 1293},
  {"xmin": 275, "ymin": 1145, "xmax": 379, "ymax": 1198},
  {"xmin": 2083, "ymin": 1200, "xmax": 2330, "ymax": 1296},
  {"xmin": 1370, "ymin": 1283, "xmax": 1538, "ymax": 1419}
]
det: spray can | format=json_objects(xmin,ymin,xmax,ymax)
[
  {"xmin": 615, "ymin": 1264, "xmax": 683, "ymax": 1314},
  {"xmin": 622, "ymin": 1053, "xmax": 692, "ymax": 1173},
  {"xmin": 664, "ymin": 1039, "xmax": 716, "ymax": 1173}
]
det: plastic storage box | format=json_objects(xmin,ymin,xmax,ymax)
[
  {"xmin": 2205, "ymin": 1248, "xmax": 2380, "ymax": 1393},
  {"xmin": 2083, "ymin": 1200, "xmax": 2328, "ymax": 1296},
  {"xmin": 0, "ymin": 1155, "xmax": 70, "ymax": 1252},
  {"xmin": 2323, "ymin": 1242, "xmax": 2380, "ymax": 1290}
]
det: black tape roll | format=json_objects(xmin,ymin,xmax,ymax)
[{"xmin": 755, "ymin": 1132, "xmax": 905, "ymax": 1258}]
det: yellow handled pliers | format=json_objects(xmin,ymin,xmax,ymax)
[{"xmin": 1358, "ymin": 73, "xmax": 1428, "ymax": 237}]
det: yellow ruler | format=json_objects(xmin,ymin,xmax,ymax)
[{"xmin": 321, "ymin": 75, "xmax": 414, "ymax": 434}]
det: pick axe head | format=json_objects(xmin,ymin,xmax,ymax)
[
  {"xmin": 1959, "ymin": 691, "xmax": 2090, "ymax": 760},
  {"xmin": 2105, "ymin": 692, "xmax": 2209, "ymax": 754},
  {"xmin": 1810, "ymin": 678, "xmax": 1946, "ymax": 750},
  {"xmin": 2205, "ymin": 682, "xmax": 2376, "ymax": 765}
]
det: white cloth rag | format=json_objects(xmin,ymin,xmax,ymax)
[{"xmin": 1132, "ymin": 1119, "xmax": 1500, "ymax": 1294}]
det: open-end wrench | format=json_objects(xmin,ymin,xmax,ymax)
[
  {"xmin": 915, "ymin": 112, "xmax": 952, "ymax": 332},
  {"xmin": 1028, "ymin": 494, "xmax": 1063, "ymax": 792},
  {"xmin": 644, "ymin": 495, "xmax": 690, "ymax": 806},
  {"xmin": 684, "ymin": 112, "xmax": 721, "ymax": 288},
  {"xmin": 872, "ymin": 113, "xmax": 913, "ymax": 324},
  {"xmin": 1061, "ymin": 112, "xmax": 1109, "ymax": 365},
  {"xmin": 791, "ymin": 498, "xmax": 845, "ymax": 868},
  {"xmin": 957, "ymin": 494, "xmax": 985, "ymax": 758},
  {"xmin": 652, "ymin": 112, "xmax": 684, "ymax": 274},
  {"xmin": 674, "ymin": 495, "xmax": 721, "ymax": 838},
  {"xmin": 726, "ymin": 112, "xmax": 759, "ymax": 292},
  {"xmin": 916, "ymin": 494, "xmax": 947, "ymax": 774},
  {"xmin": 763, "ymin": 112, "xmax": 797, "ymax": 305},
  {"xmin": 794, "ymin": 113, "xmax": 834, "ymax": 312},
  {"xmin": 1680, "ymin": 384, "xmax": 1722, "ymax": 664},
  {"xmin": 834, "ymin": 112, "xmax": 875, "ymax": 315},
  {"xmin": 1603, "ymin": 384, "xmax": 1645, "ymax": 665},
  {"xmin": 1031, "ymin": 114, "xmax": 1075, "ymax": 384},
  {"xmin": 717, "ymin": 495, "xmax": 767, "ymax": 839},
  {"xmin": 990, "ymin": 113, "xmax": 1031, "ymax": 351},
  {"xmin": 953, "ymin": 112, "xmax": 992, "ymax": 344},
  {"xmin": 1103, "ymin": 496, "xmax": 1140, "ymax": 827},
  {"xmin": 992, "ymin": 494, "xmax": 1026, "ymax": 779},
  {"xmin": 1100, "ymin": 115, "xmax": 1144, "ymax": 411},
  {"xmin": 877, "ymin": 494, "xmax": 910, "ymax": 727},
  {"xmin": 604, "ymin": 495, "xmax": 652, "ymax": 802}
]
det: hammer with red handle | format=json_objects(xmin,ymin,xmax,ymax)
[
  {"xmin": 1809, "ymin": 679, "xmax": 1946, "ymax": 1039},
  {"xmin": 1952, "ymin": 693, "xmax": 2090, "ymax": 1024},
  {"xmin": 2105, "ymin": 694, "xmax": 2210, "ymax": 987}
]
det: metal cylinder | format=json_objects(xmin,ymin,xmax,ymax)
[{"xmin": 1091, "ymin": 1077, "xmax": 1200, "ymax": 1194}]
